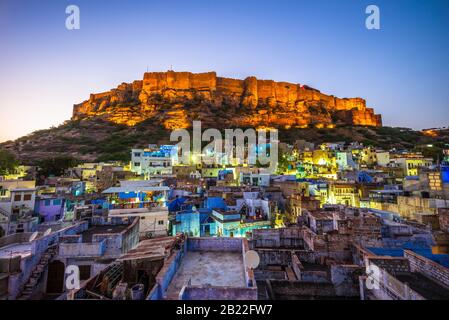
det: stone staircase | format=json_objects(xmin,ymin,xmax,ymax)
[
  {"xmin": 16, "ymin": 245, "xmax": 58, "ymax": 300},
  {"xmin": 0, "ymin": 206, "xmax": 9, "ymax": 219}
]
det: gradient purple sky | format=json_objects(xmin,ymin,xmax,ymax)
[{"xmin": 1, "ymin": 0, "xmax": 449, "ymax": 142}]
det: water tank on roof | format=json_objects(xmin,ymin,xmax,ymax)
[{"xmin": 131, "ymin": 284, "xmax": 145, "ymax": 300}]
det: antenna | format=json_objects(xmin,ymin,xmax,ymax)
[{"xmin": 29, "ymin": 231, "xmax": 39, "ymax": 242}]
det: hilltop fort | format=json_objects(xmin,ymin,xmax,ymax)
[{"xmin": 72, "ymin": 71, "xmax": 382, "ymax": 129}]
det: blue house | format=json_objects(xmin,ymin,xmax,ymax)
[
  {"xmin": 171, "ymin": 196, "xmax": 271, "ymax": 238},
  {"xmin": 205, "ymin": 197, "xmax": 227, "ymax": 210},
  {"xmin": 209, "ymin": 209, "xmax": 271, "ymax": 237},
  {"xmin": 34, "ymin": 197, "xmax": 65, "ymax": 222},
  {"xmin": 172, "ymin": 208, "xmax": 217, "ymax": 237}
]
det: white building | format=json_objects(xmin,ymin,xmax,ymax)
[
  {"xmin": 131, "ymin": 145, "xmax": 177, "ymax": 178},
  {"xmin": 336, "ymin": 151, "xmax": 357, "ymax": 170},
  {"xmin": 375, "ymin": 151, "xmax": 391, "ymax": 167},
  {"xmin": 102, "ymin": 183, "xmax": 170, "ymax": 238},
  {"xmin": 108, "ymin": 207, "xmax": 169, "ymax": 238},
  {"xmin": 240, "ymin": 173, "xmax": 270, "ymax": 187},
  {"xmin": 0, "ymin": 187, "xmax": 38, "ymax": 235}
]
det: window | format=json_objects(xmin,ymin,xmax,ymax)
[
  {"xmin": 53, "ymin": 199, "xmax": 61, "ymax": 205},
  {"xmin": 134, "ymin": 152, "xmax": 141, "ymax": 157},
  {"xmin": 23, "ymin": 194, "xmax": 32, "ymax": 201},
  {"xmin": 45, "ymin": 200, "xmax": 51, "ymax": 206},
  {"xmin": 158, "ymin": 220, "xmax": 164, "ymax": 225},
  {"xmin": 14, "ymin": 194, "xmax": 21, "ymax": 202},
  {"xmin": 134, "ymin": 162, "xmax": 141, "ymax": 167}
]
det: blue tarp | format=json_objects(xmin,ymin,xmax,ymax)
[
  {"xmin": 367, "ymin": 247, "xmax": 449, "ymax": 268},
  {"xmin": 442, "ymin": 165, "xmax": 449, "ymax": 183},
  {"xmin": 118, "ymin": 192, "xmax": 141, "ymax": 200},
  {"xmin": 428, "ymin": 255, "xmax": 449, "ymax": 268},
  {"xmin": 358, "ymin": 171, "xmax": 373, "ymax": 183},
  {"xmin": 91, "ymin": 199, "xmax": 107, "ymax": 206},
  {"xmin": 168, "ymin": 197, "xmax": 187, "ymax": 212},
  {"xmin": 205, "ymin": 197, "xmax": 227, "ymax": 210}
]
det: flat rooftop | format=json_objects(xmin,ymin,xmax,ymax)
[
  {"xmin": 102, "ymin": 186, "xmax": 170, "ymax": 193},
  {"xmin": 118, "ymin": 236, "xmax": 179, "ymax": 261},
  {"xmin": 165, "ymin": 251, "xmax": 245, "ymax": 299},
  {"xmin": 80, "ymin": 225, "xmax": 129, "ymax": 242},
  {"xmin": 0, "ymin": 243, "xmax": 32, "ymax": 259},
  {"xmin": 309, "ymin": 211, "xmax": 335, "ymax": 220},
  {"xmin": 397, "ymin": 273, "xmax": 449, "ymax": 300}
]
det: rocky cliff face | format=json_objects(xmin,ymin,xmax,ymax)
[{"xmin": 72, "ymin": 71, "xmax": 382, "ymax": 129}]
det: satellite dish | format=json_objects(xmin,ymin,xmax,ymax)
[
  {"xmin": 43, "ymin": 228, "xmax": 52, "ymax": 237},
  {"xmin": 245, "ymin": 250, "xmax": 260, "ymax": 269},
  {"xmin": 29, "ymin": 231, "xmax": 39, "ymax": 242}
]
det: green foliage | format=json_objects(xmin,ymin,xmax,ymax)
[
  {"xmin": 96, "ymin": 133, "xmax": 140, "ymax": 153},
  {"xmin": 0, "ymin": 149, "xmax": 19, "ymax": 175},
  {"xmin": 361, "ymin": 139, "xmax": 377, "ymax": 147},
  {"xmin": 58, "ymin": 135, "xmax": 96, "ymax": 145},
  {"xmin": 96, "ymin": 152, "xmax": 130, "ymax": 163},
  {"xmin": 276, "ymin": 151, "xmax": 291, "ymax": 174},
  {"xmin": 413, "ymin": 145, "xmax": 444, "ymax": 162},
  {"xmin": 37, "ymin": 156, "xmax": 79, "ymax": 177}
]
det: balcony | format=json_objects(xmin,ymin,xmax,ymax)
[{"xmin": 108, "ymin": 201, "xmax": 166, "ymax": 211}]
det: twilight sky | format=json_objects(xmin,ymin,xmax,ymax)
[{"xmin": 1, "ymin": 0, "xmax": 448, "ymax": 142}]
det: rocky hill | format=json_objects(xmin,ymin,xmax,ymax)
[
  {"xmin": 72, "ymin": 71, "xmax": 382, "ymax": 129},
  {"xmin": 1, "ymin": 118, "xmax": 447, "ymax": 165},
  {"xmin": 3, "ymin": 70, "xmax": 447, "ymax": 165}
]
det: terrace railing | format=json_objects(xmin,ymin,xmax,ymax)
[{"xmin": 108, "ymin": 201, "xmax": 166, "ymax": 211}]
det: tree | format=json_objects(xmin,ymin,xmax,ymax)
[
  {"xmin": 0, "ymin": 150, "xmax": 19, "ymax": 176},
  {"xmin": 414, "ymin": 145, "xmax": 443, "ymax": 163},
  {"xmin": 37, "ymin": 156, "xmax": 79, "ymax": 178},
  {"xmin": 276, "ymin": 151, "xmax": 291, "ymax": 174}
]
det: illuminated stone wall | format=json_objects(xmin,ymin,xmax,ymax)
[{"xmin": 72, "ymin": 71, "xmax": 383, "ymax": 129}]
